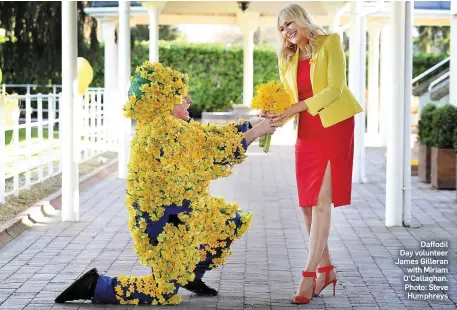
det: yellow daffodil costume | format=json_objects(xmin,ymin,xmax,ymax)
[{"xmin": 91, "ymin": 61, "xmax": 253, "ymax": 305}]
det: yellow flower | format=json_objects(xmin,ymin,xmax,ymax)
[
  {"xmin": 139, "ymin": 218, "xmax": 147, "ymax": 230},
  {"xmin": 114, "ymin": 285, "xmax": 123, "ymax": 296},
  {"xmin": 123, "ymin": 61, "xmax": 190, "ymax": 122},
  {"xmin": 118, "ymin": 71, "xmax": 253, "ymax": 305},
  {"xmin": 251, "ymin": 81, "xmax": 292, "ymax": 114}
]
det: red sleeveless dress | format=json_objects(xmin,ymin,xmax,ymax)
[{"xmin": 295, "ymin": 58, "xmax": 354, "ymax": 207}]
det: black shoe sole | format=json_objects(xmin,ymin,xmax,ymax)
[
  {"xmin": 183, "ymin": 288, "xmax": 218, "ymax": 297},
  {"xmin": 55, "ymin": 268, "xmax": 99, "ymax": 303},
  {"xmin": 182, "ymin": 285, "xmax": 218, "ymax": 296}
]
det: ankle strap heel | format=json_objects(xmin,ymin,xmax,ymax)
[
  {"xmin": 291, "ymin": 270, "xmax": 316, "ymax": 305},
  {"xmin": 313, "ymin": 264, "xmax": 337, "ymax": 297},
  {"xmin": 302, "ymin": 271, "xmax": 317, "ymax": 278}
]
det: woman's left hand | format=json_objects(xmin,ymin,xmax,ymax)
[{"xmin": 273, "ymin": 101, "xmax": 308, "ymax": 126}]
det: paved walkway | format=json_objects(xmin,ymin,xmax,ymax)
[{"xmin": 0, "ymin": 146, "xmax": 456, "ymax": 310}]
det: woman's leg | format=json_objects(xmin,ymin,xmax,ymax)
[
  {"xmin": 301, "ymin": 207, "xmax": 336, "ymax": 293},
  {"xmin": 294, "ymin": 162, "xmax": 333, "ymax": 299},
  {"xmin": 301, "ymin": 208, "xmax": 331, "ymax": 266}
]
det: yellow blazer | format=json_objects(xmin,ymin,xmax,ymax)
[{"xmin": 278, "ymin": 33, "xmax": 363, "ymax": 132}]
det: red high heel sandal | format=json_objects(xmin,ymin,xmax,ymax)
[
  {"xmin": 291, "ymin": 270, "xmax": 316, "ymax": 304},
  {"xmin": 313, "ymin": 264, "xmax": 337, "ymax": 297}
]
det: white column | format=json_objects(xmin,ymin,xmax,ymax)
[
  {"xmin": 348, "ymin": 1, "xmax": 367, "ymax": 184},
  {"xmin": 450, "ymin": 1, "xmax": 457, "ymax": 106},
  {"xmin": 141, "ymin": 1, "xmax": 166, "ymax": 63},
  {"xmin": 61, "ymin": 0, "xmax": 79, "ymax": 221},
  {"xmin": 100, "ymin": 18, "xmax": 118, "ymax": 148},
  {"xmin": 331, "ymin": 4, "xmax": 347, "ymax": 37},
  {"xmin": 403, "ymin": 1, "xmax": 413, "ymax": 228},
  {"xmin": 118, "ymin": 1, "xmax": 131, "ymax": 179},
  {"xmin": 237, "ymin": 12, "xmax": 259, "ymax": 107},
  {"xmin": 385, "ymin": 1, "xmax": 413, "ymax": 227},
  {"xmin": 379, "ymin": 24, "xmax": 391, "ymax": 146},
  {"xmin": 100, "ymin": 18, "xmax": 118, "ymax": 90},
  {"xmin": 243, "ymin": 28, "xmax": 255, "ymax": 107},
  {"xmin": 148, "ymin": 9, "xmax": 159, "ymax": 62},
  {"xmin": 366, "ymin": 25, "xmax": 381, "ymax": 146},
  {"xmin": 331, "ymin": 10, "xmax": 340, "ymax": 33}
]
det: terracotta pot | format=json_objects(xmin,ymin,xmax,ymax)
[{"xmin": 430, "ymin": 147, "xmax": 456, "ymax": 190}]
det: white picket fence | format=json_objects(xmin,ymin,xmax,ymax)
[{"xmin": 0, "ymin": 87, "xmax": 117, "ymax": 203}]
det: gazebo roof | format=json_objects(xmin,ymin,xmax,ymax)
[
  {"xmin": 91, "ymin": 1, "xmax": 142, "ymax": 7},
  {"xmin": 85, "ymin": 1, "xmax": 347, "ymax": 26},
  {"xmin": 85, "ymin": 1, "xmax": 451, "ymax": 27},
  {"xmin": 89, "ymin": 1, "xmax": 452, "ymax": 10}
]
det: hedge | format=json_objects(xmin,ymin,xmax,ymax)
[
  {"xmin": 92, "ymin": 42, "xmax": 279, "ymax": 116},
  {"xmin": 89, "ymin": 42, "xmax": 448, "ymax": 115},
  {"xmin": 417, "ymin": 103, "xmax": 436, "ymax": 146},
  {"xmin": 454, "ymin": 127, "xmax": 457, "ymax": 153},
  {"xmin": 412, "ymin": 52, "xmax": 448, "ymax": 78},
  {"xmin": 430, "ymin": 104, "xmax": 457, "ymax": 149}
]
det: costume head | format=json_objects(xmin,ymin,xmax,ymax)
[{"xmin": 123, "ymin": 61, "xmax": 190, "ymax": 122}]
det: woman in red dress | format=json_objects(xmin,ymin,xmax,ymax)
[{"xmin": 272, "ymin": 4, "xmax": 363, "ymax": 305}]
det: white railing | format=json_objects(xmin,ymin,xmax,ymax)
[
  {"xmin": 1, "ymin": 89, "xmax": 114, "ymax": 203},
  {"xmin": 411, "ymin": 57, "xmax": 450, "ymax": 84},
  {"xmin": 0, "ymin": 92, "xmax": 61, "ymax": 202},
  {"xmin": 428, "ymin": 71, "xmax": 450, "ymax": 93},
  {"xmin": 1, "ymin": 84, "xmax": 103, "ymax": 94},
  {"xmin": 78, "ymin": 89, "xmax": 118, "ymax": 161},
  {"xmin": 1, "ymin": 84, "xmax": 61, "ymax": 95}
]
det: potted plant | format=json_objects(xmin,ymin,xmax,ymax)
[
  {"xmin": 417, "ymin": 103, "xmax": 436, "ymax": 183},
  {"xmin": 430, "ymin": 104, "xmax": 457, "ymax": 189}
]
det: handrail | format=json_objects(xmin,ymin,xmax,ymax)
[
  {"xmin": 1, "ymin": 84, "xmax": 62, "ymax": 88},
  {"xmin": 1, "ymin": 84, "xmax": 104, "ymax": 94},
  {"xmin": 411, "ymin": 57, "xmax": 450, "ymax": 84},
  {"xmin": 428, "ymin": 71, "xmax": 449, "ymax": 93}
]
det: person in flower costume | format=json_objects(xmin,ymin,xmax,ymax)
[{"xmin": 55, "ymin": 61, "xmax": 277, "ymax": 305}]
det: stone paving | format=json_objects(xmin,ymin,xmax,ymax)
[{"xmin": 0, "ymin": 146, "xmax": 456, "ymax": 310}]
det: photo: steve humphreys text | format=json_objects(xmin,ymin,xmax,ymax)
[{"xmin": 396, "ymin": 240, "xmax": 449, "ymax": 301}]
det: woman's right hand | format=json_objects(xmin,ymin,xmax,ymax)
[{"xmin": 258, "ymin": 111, "xmax": 279, "ymax": 119}]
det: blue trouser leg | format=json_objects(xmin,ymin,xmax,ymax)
[
  {"xmin": 93, "ymin": 274, "xmax": 179, "ymax": 304},
  {"xmin": 92, "ymin": 275, "xmax": 117, "ymax": 304},
  {"xmin": 92, "ymin": 204, "xmax": 189, "ymax": 304},
  {"xmin": 92, "ymin": 203, "xmax": 241, "ymax": 302},
  {"xmin": 194, "ymin": 211, "xmax": 243, "ymax": 280}
]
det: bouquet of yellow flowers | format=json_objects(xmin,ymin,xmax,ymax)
[{"xmin": 251, "ymin": 81, "xmax": 292, "ymax": 152}]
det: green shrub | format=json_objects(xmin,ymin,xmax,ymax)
[
  {"xmin": 453, "ymin": 127, "xmax": 457, "ymax": 153},
  {"xmin": 88, "ymin": 43, "xmax": 447, "ymax": 115},
  {"xmin": 158, "ymin": 42, "xmax": 245, "ymax": 115},
  {"xmin": 430, "ymin": 104, "xmax": 457, "ymax": 149},
  {"xmin": 254, "ymin": 44, "xmax": 280, "ymax": 86},
  {"xmin": 412, "ymin": 52, "xmax": 449, "ymax": 78},
  {"xmin": 93, "ymin": 42, "xmax": 279, "ymax": 116},
  {"xmin": 417, "ymin": 103, "xmax": 436, "ymax": 146}
]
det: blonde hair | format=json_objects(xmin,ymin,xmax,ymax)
[{"xmin": 277, "ymin": 4, "xmax": 326, "ymax": 62}]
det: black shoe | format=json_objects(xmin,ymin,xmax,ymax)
[
  {"xmin": 183, "ymin": 278, "xmax": 218, "ymax": 296},
  {"xmin": 55, "ymin": 268, "xmax": 99, "ymax": 303}
]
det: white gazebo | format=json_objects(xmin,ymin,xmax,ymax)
[{"xmin": 60, "ymin": 1, "xmax": 454, "ymax": 228}]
